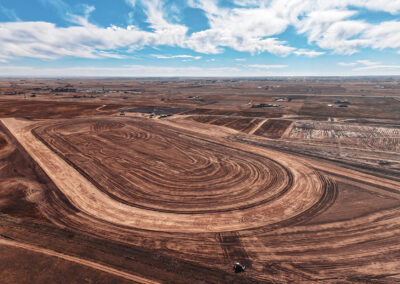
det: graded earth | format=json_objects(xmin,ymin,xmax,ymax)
[{"xmin": 0, "ymin": 78, "xmax": 399, "ymax": 283}]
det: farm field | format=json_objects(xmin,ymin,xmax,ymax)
[{"xmin": 0, "ymin": 78, "xmax": 399, "ymax": 283}]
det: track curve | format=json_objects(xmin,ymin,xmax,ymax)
[
  {"xmin": 35, "ymin": 119, "xmax": 295, "ymax": 214},
  {"xmin": 5, "ymin": 117, "xmax": 335, "ymax": 234}
]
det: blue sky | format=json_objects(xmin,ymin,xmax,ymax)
[{"xmin": 1, "ymin": 0, "xmax": 400, "ymax": 77}]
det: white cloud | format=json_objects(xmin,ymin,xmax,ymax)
[
  {"xmin": 362, "ymin": 21, "xmax": 400, "ymax": 50},
  {"xmin": 1, "ymin": 0, "xmax": 400, "ymax": 61},
  {"xmin": 338, "ymin": 59, "xmax": 381, "ymax": 67},
  {"xmin": 67, "ymin": 4, "xmax": 95, "ymax": 26},
  {"xmin": 338, "ymin": 62, "xmax": 357, "ymax": 67},
  {"xmin": 233, "ymin": 0, "xmax": 262, "ymax": 7},
  {"xmin": 354, "ymin": 64, "xmax": 400, "ymax": 71},
  {"xmin": 152, "ymin": 54, "xmax": 202, "ymax": 59},
  {"xmin": 186, "ymin": 0, "xmax": 400, "ymax": 56},
  {"xmin": 293, "ymin": 49, "xmax": 325, "ymax": 57},
  {"xmin": 248, "ymin": 64, "xmax": 287, "ymax": 69},
  {"xmin": 337, "ymin": 59, "xmax": 400, "ymax": 72},
  {"xmin": 234, "ymin": 58, "xmax": 246, "ymax": 61},
  {"xmin": 125, "ymin": 0, "xmax": 136, "ymax": 8},
  {"xmin": 141, "ymin": 0, "xmax": 187, "ymax": 46},
  {"xmin": 0, "ymin": 0, "xmax": 190, "ymax": 62},
  {"xmin": 187, "ymin": 0, "xmax": 294, "ymax": 55},
  {"xmin": 270, "ymin": 0, "xmax": 400, "ymax": 54},
  {"xmin": 0, "ymin": 22, "xmax": 155, "ymax": 61},
  {"xmin": 356, "ymin": 59, "xmax": 380, "ymax": 66}
]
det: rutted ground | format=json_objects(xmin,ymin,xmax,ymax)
[
  {"xmin": 3, "ymin": 117, "xmax": 329, "ymax": 234},
  {"xmin": 1, "ymin": 116, "xmax": 399, "ymax": 282},
  {"xmin": 0, "ymin": 78, "xmax": 399, "ymax": 283}
]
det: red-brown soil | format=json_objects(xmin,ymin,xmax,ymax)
[
  {"xmin": 33, "ymin": 118, "xmax": 293, "ymax": 214},
  {"xmin": 253, "ymin": 119, "xmax": 293, "ymax": 138},
  {"xmin": 299, "ymin": 97, "xmax": 400, "ymax": 120},
  {"xmin": 0, "ymin": 78, "xmax": 399, "ymax": 283},
  {"xmin": 183, "ymin": 108, "xmax": 284, "ymax": 118},
  {"xmin": 188, "ymin": 116, "xmax": 263, "ymax": 133},
  {"xmin": 0, "ymin": 100, "xmax": 122, "ymax": 119},
  {"xmin": 0, "ymin": 123, "xmax": 54, "ymax": 221}
]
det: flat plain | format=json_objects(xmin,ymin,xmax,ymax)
[{"xmin": 0, "ymin": 78, "xmax": 399, "ymax": 283}]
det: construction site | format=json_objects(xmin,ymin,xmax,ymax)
[{"xmin": 0, "ymin": 78, "xmax": 399, "ymax": 283}]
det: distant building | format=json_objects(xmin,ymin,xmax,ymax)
[
  {"xmin": 251, "ymin": 103, "xmax": 280, "ymax": 108},
  {"xmin": 275, "ymin": 97, "xmax": 291, "ymax": 102},
  {"xmin": 334, "ymin": 100, "xmax": 350, "ymax": 105}
]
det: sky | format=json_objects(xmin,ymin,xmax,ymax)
[{"xmin": 1, "ymin": 0, "xmax": 400, "ymax": 77}]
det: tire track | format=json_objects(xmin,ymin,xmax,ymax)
[{"xmin": 0, "ymin": 237, "xmax": 160, "ymax": 284}]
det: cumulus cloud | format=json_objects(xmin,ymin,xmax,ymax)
[
  {"xmin": 186, "ymin": 0, "xmax": 400, "ymax": 56},
  {"xmin": 362, "ymin": 21, "xmax": 400, "ymax": 50},
  {"xmin": 141, "ymin": 0, "xmax": 187, "ymax": 46},
  {"xmin": 186, "ymin": 0, "xmax": 294, "ymax": 55},
  {"xmin": 0, "ymin": 0, "xmax": 188, "ymax": 62},
  {"xmin": 1, "ymin": 0, "xmax": 400, "ymax": 61},
  {"xmin": 0, "ymin": 22, "xmax": 154, "ymax": 61}
]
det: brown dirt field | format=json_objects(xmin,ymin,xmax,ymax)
[
  {"xmin": 23, "ymin": 117, "xmax": 325, "ymax": 233},
  {"xmin": 187, "ymin": 115, "xmax": 218, "ymax": 124},
  {"xmin": 299, "ymin": 97, "xmax": 400, "ymax": 120},
  {"xmin": 0, "ymin": 119, "xmax": 254, "ymax": 283},
  {"xmin": 253, "ymin": 119, "xmax": 293, "ymax": 138},
  {"xmin": 0, "ymin": 214, "xmax": 252, "ymax": 284},
  {"xmin": 0, "ymin": 78, "xmax": 399, "ymax": 283},
  {"xmin": 188, "ymin": 116, "xmax": 263, "ymax": 134},
  {"xmin": 0, "ymin": 100, "xmax": 122, "ymax": 119},
  {"xmin": 0, "ymin": 244, "xmax": 142, "ymax": 284},
  {"xmin": 3, "ymin": 115, "xmax": 400, "ymax": 282},
  {"xmin": 0, "ymin": 123, "xmax": 58, "ymax": 221},
  {"xmin": 183, "ymin": 108, "xmax": 284, "ymax": 118},
  {"xmin": 224, "ymin": 118, "xmax": 262, "ymax": 133}
]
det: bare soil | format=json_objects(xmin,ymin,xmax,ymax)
[
  {"xmin": 253, "ymin": 119, "xmax": 293, "ymax": 138},
  {"xmin": 0, "ymin": 78, "xmax": 399, "ymax": 283}
]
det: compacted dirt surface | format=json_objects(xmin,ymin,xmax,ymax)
[{"xmin": 0, "ymin": 78, "xmax": 399, "ymax": 283}]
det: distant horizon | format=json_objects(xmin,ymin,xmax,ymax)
[{"xmin": 1, "ymin": 75, "xmax": 400, "ymax": 79}]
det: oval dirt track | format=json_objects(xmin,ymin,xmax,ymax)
[{"xmin": 5, "ymin": 117, "xmax": 334, "ymax": 233}]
